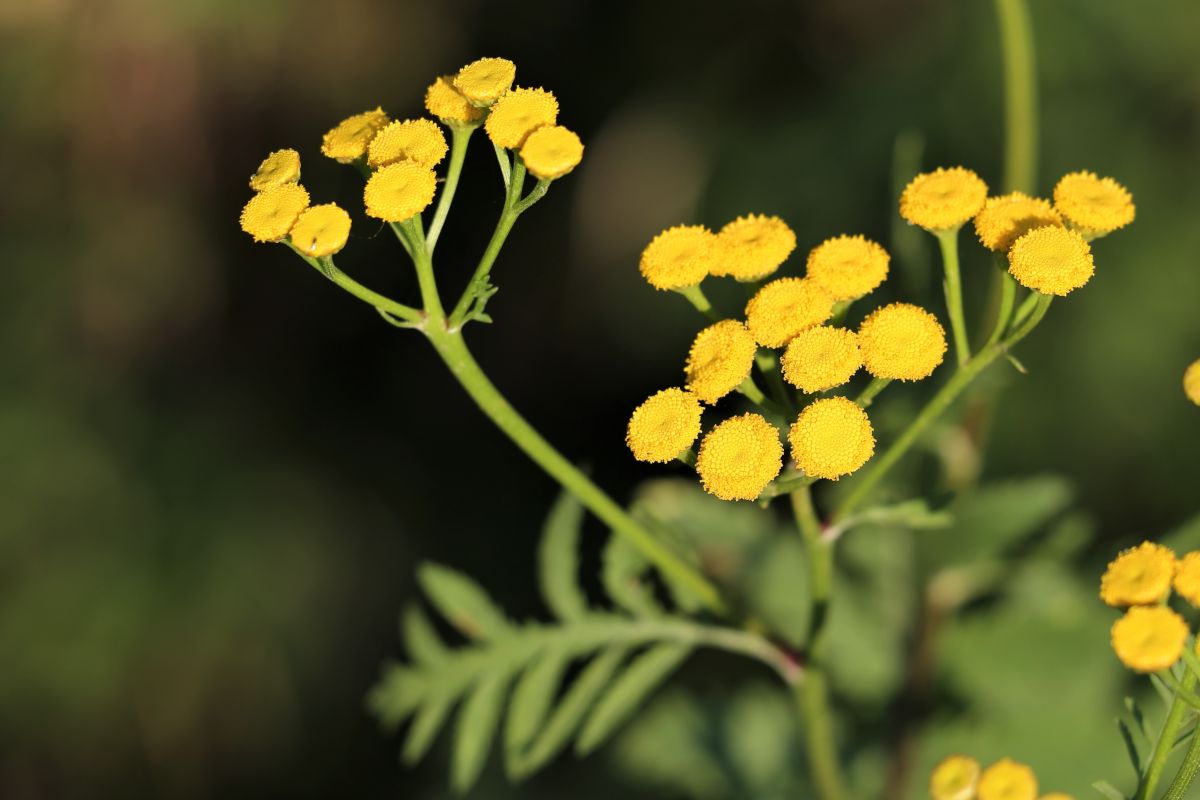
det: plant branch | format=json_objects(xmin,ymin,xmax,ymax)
[
  {"xmin": 426, "ymin": 124, "xmax": 477, "ymax": 253},
  {"xmin": 935, "ymin": 228, "xmax": 971, "ymax": 367}
]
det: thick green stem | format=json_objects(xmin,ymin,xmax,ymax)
[
  {"xmin": 1162, "ymin": 720, "xmax": 1200, "ymax": 800},
  {"xmin": 403, "ymin": 218, "xmax": 445, "ymax": 319},
  {"xmin": 994, "ymin": 0, "xmax": 1038, "ymax": 193},
  {"xmin": 935, "ymin": 229, "xmax": 971, "ymax": 367},
  {"xmin": 426, "ymin": 124, "xmax": 476, "ymax": 253},
  {"xmin": 794, "ymin": 672, "xmax": 849, "ymax": 800},
  {"xmin": 1139, "ymin": 668, "xmax": 1199, "ymax": 800}
]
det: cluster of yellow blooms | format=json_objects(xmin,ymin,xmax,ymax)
[
  {"xmin": 929, "ymin": 755, "xmax": 1070, "ymax": 800},
  {"xmin": 1100, "ymin": 541, "xmax": 1200, "ymax": 672}
]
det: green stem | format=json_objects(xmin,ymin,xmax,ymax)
[
  {"xmin": 493, "ymin": 141, "xmax": 512, "ymax": 187},
  {"xmin": 983, "ymin": 265, "xmax": 1017, "ymax": 350},
  {"xmin": 402, "ymin": 218, "xmax": 445, "ymax": 319},
  {"xmin": 935, "ymin": 228, "xmax": 970, "ymax": 367},
  {"xmin": 738, "ymin": 376, "xmax": 767, "ymax": 406},
  {"xmin": 756, "ymin": 349, "xmax": 793, "ymax": 410},
  {"xmin": 287, "ymin": 245, "xmax": 424, "ymax": 324},
  {"xmin": 856, "ymin": 377, "xmax": 892, "ymax": 409},
  {"xmin": 678, "ymin": 284, "xmax": 720, "ymax": 321},
  {"xmin": 994, "ymin": 0, "xmax": 1038, "ymax": 193},
  {"xmin": 794, "ymin": 673, "xmax": 849, "ymax": 800},
  {"xmin": 1162, "ymin": 720, "xmax": 1200, "ymax": 800},
  {"xmin": 1139, "ymin": 668, "xmax": 1199, "ymax": 800},
  {"xmin": 426, "ymin": 124, "xmax": 476, "ymax": 253},
  {"xmin": 448, "ymin": 160, "xmax": 527, "ymax": 327}
]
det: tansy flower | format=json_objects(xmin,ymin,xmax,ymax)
[
  {"xmin": 857, "ymin": 303, "xmax": 946, "ymax": 381},
  {"xmin": 929, "ymin": 755, "xmax": 981, "ymax": 800},
  {"xmin": 321, "ymin": 107, "xmax": 390, "ymax": 164},
  {"xmin": 780, "ymin": 326, "xmax": 862, "ymax": 393},
  {"xmin": 711, "ymin": 215, "xmax": 796, "ymax": 282},
  {"xmin": 1110, "ymin": 606, "xmax": 1188, "ymax": 673},
  {"xmin": 453, "ymin": 57, "xmax": 516, "ymax": 107},
  {"xmin": 249, "ymin": 148, "xmax": 301, "ymax": 191},
  {"xmin": 1100, "ymin": 541, "xmax": 1176, "ymax": 607},
  {"xmin": 367, "ymin": 119, "xmax": 448, "ymax": 169},
  {"xmin": 485, "ymin": 87, "xmax": 558, "ymax": 149},
  {"xmin": 1184, "ymin": 359, "xmax": 1200, "ymax": 406},
  {"xmin": 1007, "ymin": 226, "xmax": 1094, "ymax": 296},
  {"xmin": 695, "ymin": 413, "xmax": 783, "ymax": 501},
  {"xmin": 744, "ymin": 278, "xmax": 834, "ymax": 348},
  {"xmin": 290, "ymin": 203, "xmax": 351, "ymax": 257},
  {"xmin": 788, "ymin": 397, "xmax": 874, "ymax": 480},
  {"xmin": 364, "ymin": 162, "xmax": 437, "ymax": 222},
  {"xmin": 424, "ymin": 75, "xmax": 484, "ymax": 125},
  {"xmin": 639, "ymin": 225, "xmax": 716, "ymax": 291},
  {"xmin": 1053, "ymin": 171, "xmax": 1135, "ymax": 237},
  {"xmin": 626, "ymin": 388, "xmax": 703, "ymax": 463},
  {"xmin": 977, "ymin": 758, "xmax": 1037, "ymax": 800},
  {"xmin": 973, "ymin": 192, "xmax": 1063, "ymax": 252},
  {"xmin": 804, "ymin": 235, "xmax": 890, "ymax": 301},
  {"xmin": 685, "ymin": 320, "xmax": 758, "ymax": 404},
  {"xmin": 1040, "ymin": 794, "xmax": 1075, "ymax": 800},
  {"xmin": 1173, "ymin": 551, "xmax": 1200, "ymax": 607},
  {"xmin": 899, "ymin": 167, "xmax": 988, "ymax": 231},
  {"xmin": 520, "ymin": 125, "xmax": 584, "ymax": 181},
  {"xmin": 240, "ymin": 184, "xmax": 310, "ymax": 242}
]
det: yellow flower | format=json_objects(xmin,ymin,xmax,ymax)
[
  {"xmin": 520, "ymin": 125, "xmax": 584, "ymax": 181},
  {"xmin": 424, "ymin": 75, "xmax": 484, "ymax": 125},
  {"xmin": 973, "ymin": 192, "xmax": 1063, "ymax": 252},
  {"xmin": 290, "ymin": 203, "xmax": 351, "ymax": 257},
  {"xmin": 805, "ymin": 235, "xmax": 890, "ymax": 301},
  {"xmin": 239, "ymin": 184, "xmax": 310, "ymax": 242},
  {"xmin": 695, "ymin": 413, "xmax": 783, "ymax": 501},
  {"xmin": 249, "ymin": 148, "xmax": 301, "ymax": 191},
  {"xmin": 978, "ymin": 758, "xmax": 1038, "ymax": 800},
  {"xmin": 1100, "ymin": 541, "xmax": 1176, "ymax": 607},
  {"xmin": 321, "ymin": 107, "xmax": 390, "ymax": 164},
  {"xmin": 899, "ymin": 167, "xmax": 988, "ymax": 231},
  {"xmin": 485, "ymin": 87, "xmax": 558, "ymax": 149},
  {"xmin": 744, "ymin": 278, "xmax": 834, "ymax": 348},
  {"xmin": 1053, "ymin": 171, "xmax": 1135, "ymax": 237},
  {"xmin": 1173, "ymin": 551, "xmax": 1200, "ymax": 607},
  {"xmin": 367, "ymin": 119, "xmax": 448, "ymax": 169},
  {"xmin": 639, "ymin": 225, "xmax": 716, "ymax": 291},
  {"xmin": 453, "ymin": 57, "xmax": 516, "ymax": 107},
  {"xmin": 685, "ymin": 320, "xmax": 758, "ymax": 404},
  {"xmin": 857, "ymin": 303, "xmax": 946, "ymax": 381},
  {"xmin": 1039, "ymin": 794, "xmax": 1075, "ymax": 800},
  {"xmin": 1007, "ymin": 226, "xmax": 1094, "ymax": 296},
  {"xmin": 1111, "ymin": 606, "xmax": 1188, "ymax": 673},
  {"xmin": 1184, "ymin": 359, "xmax": 1200, "ymax": 406},
  {"xmin": 712, "ymin": 215, "xmax": 796, "ymax": 281},
  {"xmin": 363, "ymin": 162, "xmax": 437, "ymax": 222},
  {"xmin": 788, "ymin": 397, "xmax": 874, "ymax": 480},
  {"xmin": 930, "ymin": 755, "xmax": 981, "ymax": 800},
  {"xmin": 781, "ymin": 326, "xmax": 862, "ymax": 393},
  {"xmin": 626, "ymin": 388, "xmax": 703, "ymax": 463}
]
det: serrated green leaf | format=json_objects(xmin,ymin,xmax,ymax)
[
  {"xmin": 602, "ymin": 533, "xmax": 664, "ymax": 617},
  {"xmin": 402, "ymin": 692, "xmax": 455, "ymax": 765},
  {"xmin": 451, "ymin": 672, "xmax": 509, "ymax": 794},
  {"xmin": 505, "ymin": 645, "xmax": 571, "ymax": 771},
  {"xmin": 1092, "ymin": 780, "xmax": 1127, "ymax": 800},
  {"xmin": 418, "ymin": 562, "xmax": 511, "ymax": 640},
  {"xmin": 402, "ymin": 605, "xmax": 447, "ymax": 664},
  {"xmin": 576, "ymin": 642, "xmax": 692, "ymax": 756},
  {"xmin": 539, "ymin": 493, "xmax": 588, "ymax": 621}
]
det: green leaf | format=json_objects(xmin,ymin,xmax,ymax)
[
  {"xmin": 1092, "ymin": 780, "xmax": 1127, "ymax": 800},
  {"xmin": 402, "ymin": 693, "xmax": 455, "ymax": 765},
  {"xmin": 575, "ymin": 642, "xmax": 693, "ymax": 755},
  {"xmin": 401, "ymin": 605, "xmax": 447, "ymax": 664},
  {"xmin": 505, "ymin": 645, "xmax": 570, "ymax": 770},
  {"xmin": 1161, "ymin": 512, "xmax": 1200, "ymax": 552},
  {"xmin": 1116, "ymin": 718, "xmax": 1142, "ymax": 777},
  {"xmin": 602, "ymin": 533, "xmax": 664, "ymax": 617},
  {"xmin": 538, "ymin": 492, "xmax": 588, "ymax": 621},
  {"xmin": 1124, "ymin": 697, "xmax": 1150, "ymax": 743},
  {"xmin": 367, "ymin": 664, "xmax": 424, "ymax": 727},
  {"xmin": 451, "ymin": 672, "xmax": 509, "ymax": 794},
  {"xmin": 418, "ymin": 562, "xmax": 511, "ymax": 640}
]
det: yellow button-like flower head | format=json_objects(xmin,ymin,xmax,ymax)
[
  {"xmin": 290, "ymin": 203, "xmax": 351, "ymax": 257},
  {"xmin": 520, "ymin": 125, "xmax": 584, "ymax": 181},
  {"xmin": 1174, "ymin": 552, "xmax": 1200, "ymax": 607},
  {"xmin": 1007, "ymin": 226, "xmax": 1094, "ymax": 296},
  {"xmin": 712, "ymin": 215, "xmax": 797, "ymax": 281},
  {"xmin": 424, "ymin": 75, "xmax": 484, "ymax": 125},
  {"xmin": 453, "ymin": 57, "xmax": 516, "ymax": 107},
  {"xmin": 973, "ymin": 192, "xmax": 1063, "ymax": 253},
  {"xmin": 1183, "ymin": 359, "xmax": 1200, "ymax": 406},
  {"xmin": 626, "ymin": 388, "xmax": 703, "ymax": 463},
  {"xmin": 1111, "ymin": 606, "xmax": 1188, "ymax": 673},
  {"xmin": 1053, "ymin": 171, "xmax": 1135, "ymax": 237},
  {"xmin": 781, "ymin": 326, "xmax": 862, "ymax": 393},
  {"xmin": 249, "ymin": 148, "xmax": 301, "ymax": 191},
  {"xmin": 930, "ymin": 755, "xmax": 981, "ymax": 800},
  {"xmin": 685, "ymin": 320, "xmax": 758, "ymax": 404},
  {"xmin": 363, "ymin": 162, "xmax": 437, "ymax": 222},
  {"xmin": 695, "ymin": 413, "xmax": 783, "ymax": 501},
  {"xmin": 978, "ymin": 758, "xmax": 1038, "ymax": 800},
  {"xmin": 805, "ymin": 235, "xmax": 890, "ymax": 301},
  {"xmin": 899, "ymin": 167, "xmax": 988, "ymax": 231},
  {"xmin": 239, "ymin": 184, "xmax": 310, "ymax": 242},
  {"xmin": 639, "ymin": 225, "xmax": 716, "ymax": 291},
  {"xmin": 789, "ymin": 397, "xmax": 874, "ymax": 481},
  {"xmin": 857, "ymin": 303, "xmax": 946, "ymax": 381},
  {"xmin": 321, "ymin": 107, "xmax": 390, "ymax": 164},
  {"xmin": 367, "ymin": 119, "xmax": 448, "ymax": 169},
  {"xmin": 1039, "ymin": 794, "xmax": 1075, "ymax": 800},
  {"xmin": 1100, "ymin": 541, "xmax": 1176, "ymax": 607},
  {"xmin": 485, "ymin": 87, "xmax": 558, "ymax": 149},
  {"xmin": 744, "ymin": 277, "xmax": 834, "ymax": 348}
]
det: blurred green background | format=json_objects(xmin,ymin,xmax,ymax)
[{"xmin": 2, "ymin": 0, "xmax": 1198, "ymax": 797}]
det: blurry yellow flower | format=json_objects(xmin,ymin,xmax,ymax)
[
  {"xmin": 1111, "ymin": 606, "xmax": 1188, "ymax": 673},
  {"xmin": 899, "ymin": 167, "xmax": 988, "ymax": 231},
  {"xmin": 1173, "ymin": 551, "xmax": 1200, "ymax": 607},
  {"xmin": 363, "ymin": 162, "xmax": 437, "ymax": 222},
  {"xmin": 1100, "ymin": 541, "xmax": 1176, "ymax": 607},
  {"xmin": 978, "ymin": 758, "xmax": 1037, "ymax": 800},
  {"xmin": 805, "ymin": 235, "xmax": 889, "ymax": 301},
  {"xmin": 789, "ymin": 397, "xmax": 874, "ymax": 480},
  {"xmin": 485, "ymin": 87, "xmax": 558, "ymax": 149},
  {"xmin": 249, "ymin": 148, "xmax": 301, "ymax": 191},
  {"xmin": 289, "ymin": 203, "xmax": 351, "ymax": 257},
  {"xmin": 520, "ymin": 125, "xmax": 584, "ymax": 181},
  {"xmin": 695, "ymin": 413, "xmax": 783, "ymax": 501},
  {"xmin": 685, "ymin": 320, "xmax": 758, "ymax": 404},
  {"xmin": 453, "ymin": 57, "xmax": 517, "ymax": 106},
  {"xmin": 626, "ymin": 388, "xmax": 703, "ymax": 463},
  {"xmin": 639, "ymin": 225, "xmax": 716, "ymax": 291},
  {"xmin": 1039, "ymin": 794, "xmax": 1075, "ymax": 800},
  {"xmin": 321, "ymin": 107, "xmax": 390, "ymax": 164},
  {"xmin": 857, "ymin": 303, "xmax": 946, "ymax": 381},
  {"xmin": 781, "ymin": 326, "xmax": 862, "ymax": 393},
  {"xmin": 424, "ymin": 75, "xmax": 484, "ymax": 125},
  {"xmin": 973, "ymin": 192, "xmax": 1063, "ymax": 252},
  {"xmin": 239, "ymin": 184, "xmax": 310, "ymax": 242},
  {"xmin": 367, "ymin": 119, "xmax": 448, "ymax": 169},
  {"xmin": 1007, "ymin": 226, "xmax": 1094, "ymax": 296},
  {"xmin": 744, "ymin": 278, "xmax": 834, "ymax": 348},
  {"xmin": 712, "ymin": 215, "xmax": 796, "ymax": 281},
  {"xmin": 930, "ymin": 755, "xmax": 981, "ymax": 800},
  {"xmin": 1053, "ymin": 171, "xmax": 1135, "ymax": 237},
  {"xmin": 1184, "ymin": 359, "xmax": 1200, "ymax": 406}
]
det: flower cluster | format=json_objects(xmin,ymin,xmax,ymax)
[{"xmin": 929, "ymin": 755, "xmax": 1070, "ymax": 800}]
